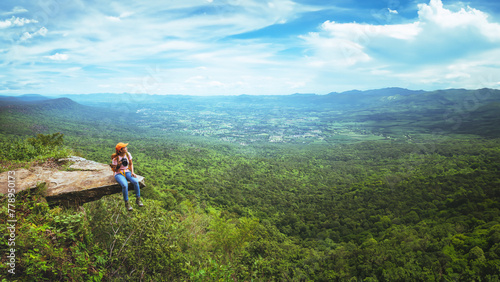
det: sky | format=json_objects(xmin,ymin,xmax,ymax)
[{"xmin": 1, "ymin": 0, "xmax": 500, "ymax": 96}]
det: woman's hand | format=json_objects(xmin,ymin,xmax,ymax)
[{"xmin": 131, "ymin": 172, "xmax": 137, "ymax": 178}]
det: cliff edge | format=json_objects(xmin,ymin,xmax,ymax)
[{"xmin": 0, "ymin": 156, "xmax": 145, "ymax": 206}]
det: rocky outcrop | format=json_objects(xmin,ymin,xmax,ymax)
[{"xmin": 0, "ymin": 156, "xmax": 145, "ymax": 206}]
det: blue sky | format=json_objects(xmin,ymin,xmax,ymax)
[{"xmin": 1, "ymin": 0, "xmax": 500, "ymax": 96}]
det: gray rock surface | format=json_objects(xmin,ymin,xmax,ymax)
[{"xmin": 0, "ymin": 156, "xmax": 145, "ymax": 206}]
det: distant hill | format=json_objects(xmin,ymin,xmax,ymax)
[
  {"xmin": 0, "ymin": 94, "xmax": 51, "ymax": 104},
  {"xmin": 452, "ymin": 102, "xmax": 500, "ymax": 138},
  {"xmin": 328, "ymin": 87, "xmax": 426, "ymax": 97},
  {"xmin": 0, "ymin": 96, "xmax": 23, "ymax": 104},
  {"xmin": 1, "ymin": 97, "xmax": 90, "ymax": 114},
  {"xmin": 0, "ymin": 96, "xmax": 141, "ymax": 136},
  {"xmin": 55, "ymin": 93, "xmax": 157, "ymax": 108},
  {"xmin": 33, "ymin": 97, "xmax": 81, "ymax": 110}
]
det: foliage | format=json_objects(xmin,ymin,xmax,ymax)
[
  {"xmin": 84, "ymin": 195, "xmax": 185, "ymax": 281},
  {"xmin": 0, "ymin": 133, "xmax": 75, "ymax": 173},
  {"xmin": 0, "ymin": 184, "xmax": 106, "ymax": 281},
  {"xmin": 27, "ymin": 133, "xmax": 64, "ymax": 149}
]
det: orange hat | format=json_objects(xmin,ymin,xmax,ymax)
[{"xmin": 116, "ymin": 142, "xmax": 128, "ymax": 151}]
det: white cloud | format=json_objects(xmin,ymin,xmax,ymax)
[
  {"xmin": 302, "ymin": 0, "xmax": 500, "ymax": 78},
  {"xmin": 388, "ymin": 8, "xmax": 398, "ymax": 14},
  {"xmin": 156, "ymin": 41, "xmax": 203, "ymax": 51},
  {"xmin": 445, "ymin": 72, "xmax": 470, "ymax": 79},
  {"xmin": 45, "ymin": 53, "xmax": 69, "ymax": 61},
  {"xmin": 391, "ymin": 53, "xmax": 500, "ymax": 90},
  {"xmin": 300, "ymin": 19, "xmax": 422, "ymax": 68},
  {"xmin": 1, "ymin": 7, "xmax": 29, "ymax": 16},
  {"xmin": 418, "ymin": 0, "xmax": 500, "ymax": 40},
  {"xmin": 208, "ymin": 80, "xmax": 224, "ymax": 87},
  {"xmin": 320, "ymin": 20, "xmax": 421, "ymax": 41},
  {"xmin": 20, "ymin": 27, "xmax": 47, "ymax": 41},
  {"xmin": 105, "ymin": 16, "xmax": 121, "ymax": 22},
  {"xmin": 289, "ymin": 0, "xmax": 500, "ymax": 93},
  {"xmin": 0, "ymin": 16, "xmax": 38, "ymax": 28},
  {"xmin": 419, "ymin": 0, "xmax": 482, "ymax": 27},
  {"xmin": 300, "ymin": 32, "xmax": 371, "ymax": 67},
  {"xmin": 119, "ymin": 11, "xmax": 134, "ymax": 18},
  {"xmin": 20, "ymin": 32, "xmax": 32, "ymax": 41},
  {"xmin": 105, "ymin": 11, "xmax": 134, "ymax": 22}
]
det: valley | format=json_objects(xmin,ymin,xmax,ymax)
[{"xmin": 135, "ymin": 106, "xmax": 383, "ymax": 144}]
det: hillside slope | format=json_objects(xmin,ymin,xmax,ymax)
[{"xmin": 0, "ymin": 97, "xmax": 141, "ymax": 137}]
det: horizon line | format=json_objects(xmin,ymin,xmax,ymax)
[{"xmin": 4, "ymin": 87, "xmax": 499, "ymax": 98}]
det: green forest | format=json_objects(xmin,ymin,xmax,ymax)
[{"xmin": 1, "ymin": 91, "xmax": 500, "ymax": 281}]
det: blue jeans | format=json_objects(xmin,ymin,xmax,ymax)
[{"xmin": 115, "ymin": 171, "xmax": 140, "ymax": 201}]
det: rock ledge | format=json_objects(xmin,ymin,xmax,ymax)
[{"xmin": 0, "ymin": 156, "xmax": 145, "ymax": 206}]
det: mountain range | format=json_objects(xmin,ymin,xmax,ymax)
[{"xmin": 1, "ymin": 87, "xmax": 499, "ymax": 138}]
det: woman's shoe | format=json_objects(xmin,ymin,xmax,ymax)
[
  {"xmin": 136, "ymin": 197, "xmax": 144, "ymax": 207},
  {"xmin": 125, "ymin": 201, "xmax": 133, "ymax": 211}
]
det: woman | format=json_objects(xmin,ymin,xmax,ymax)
[{"xmin": 112, "ymin": 142, "xmax": 144, "ymax": 211}]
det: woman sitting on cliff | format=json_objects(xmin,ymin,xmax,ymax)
[{"xmin": 112, "ymin": 142, "xmax": 144, "ymax": 211}]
